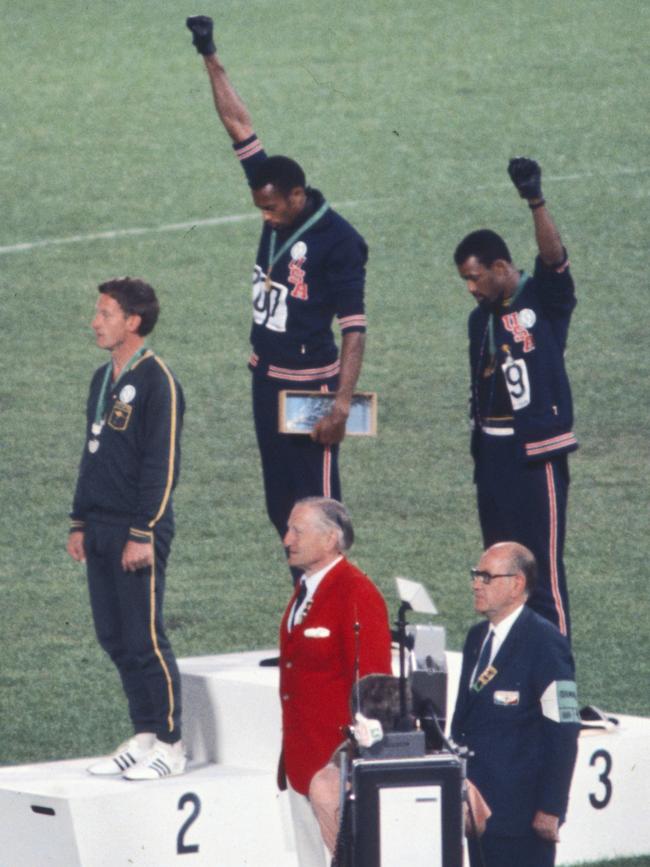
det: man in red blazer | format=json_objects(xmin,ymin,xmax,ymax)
[{"xmin": 279, "ymin": 497, "xmax": 392, "ymax": 866}]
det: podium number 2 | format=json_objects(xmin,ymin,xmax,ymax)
[
  {"xmin": 177, "ymin": 793, "xmax": 201, "ymax": 854},
  {"xmin": 589, "ymin": 750, "xmax": 612, "ymax": 810}
]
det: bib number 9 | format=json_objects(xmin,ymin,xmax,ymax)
[{"xmin": 501, "ymin": 356, "xmax": 531, "ymax": 410}]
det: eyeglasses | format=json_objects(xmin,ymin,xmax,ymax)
[{"xmin": 470, "ymin": 568, "xmax": 517, "ymax": 585}]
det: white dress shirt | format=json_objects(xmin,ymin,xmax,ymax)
[
  {"xmin": 287, "ymin": 556, "xmax": 343, "ymax": 632},
  {"xmin": 470, "ymin": 604, "xmax": 525, "ymax": 683}
]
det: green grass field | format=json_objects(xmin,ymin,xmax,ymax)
[{"xmin": 1, "ymin": 1, "xmax": 648, "ymax": 864}]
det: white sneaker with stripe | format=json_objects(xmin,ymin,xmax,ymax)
[
  {"xmin": 122, "ymin": 739, "xmax": 187, "ymax": 781},
  {"xmin": 87, "ymin": 733, "xmax": 156, "ymax": 776}
]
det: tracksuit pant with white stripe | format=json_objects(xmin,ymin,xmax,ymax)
[
  {"xmin": 475, "ymin": 432, "xmax": 571, "ymax": 639},
  {"xmin": 84, "ymin": 517, "xmax": 182, "ymax": 743}
]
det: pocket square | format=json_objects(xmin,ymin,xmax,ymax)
[{"xmin": 304, "ymin": 627, "xmax": 331, "ymax": 638}]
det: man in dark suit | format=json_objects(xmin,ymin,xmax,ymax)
[
  {"xmin": 451, "ymin": 542, "xmax": 580, "ymax": 867},
  {"xmin": 279, "ymin": 497, "xmax": 392, "ymax": 866}
]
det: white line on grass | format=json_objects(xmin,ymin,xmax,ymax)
[
  {"xmin": 0, "ymin": 213, "xmax": 257, "ymax": 256},
  {"xmin": 2, "ymin": 164, "xmax": 648, "ymax": 256},
  {"xmin": 0, "ymin": 199, "xmax": 372, "ymax": 256}
]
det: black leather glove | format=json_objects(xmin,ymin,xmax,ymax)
[
  {"xmin": 186, "ymin": 16, "xmax": 216, "ymax": 56},
  {"xmin": 508, "ymin": 157, "xmax": 543, "ymax": 200}
]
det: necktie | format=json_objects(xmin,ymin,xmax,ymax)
[
  {"xmin": 290, "ymin": 579, "xmax": 307, "ymax": 630},
  {"xmin": 472, "ymin": 629, "xmax": 494, "ymax": 688}
]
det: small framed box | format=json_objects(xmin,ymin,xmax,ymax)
[{"xmin": 279, "ymin": 391, "xmax": 377, "ymax": 436}]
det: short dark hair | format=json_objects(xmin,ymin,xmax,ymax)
[
  {"xmin": 250, "ymin": 155, "xmax": 306, "ymax": 196},
  {"xmin": 297, "ymin": 496, "xmax": 354, "ymax": 551},
  {"xmin": 351, "ymin": 675, "xmax": 405, "ymax": 733},
  {"xmin": 98, "ymin": 277, "xmax": 160, "ymax": 336},
  {"xmin": 454, "ymin": 229, "xmax": 512, "ymax": 267}
]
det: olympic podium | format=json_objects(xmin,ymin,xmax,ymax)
[
  {"xmin": 0, "ymin": 759, "xmax": 294, "ymax": 867},
  {"xmin": 0, "ymin": 649, "xmax": 649, "ymax": 866},
  {"xmin": 0, "ymin": 650, "xmax": 297, "ymax": 867}
]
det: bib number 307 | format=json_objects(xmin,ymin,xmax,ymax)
[
  {"xmin": 501, "ymin": 356, "xmax": 531, "ymax": 410},
  {"xmin": 252, "ymin": 268, "xmax": 288, "ymax": 333}
]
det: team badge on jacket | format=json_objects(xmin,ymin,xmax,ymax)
[
  {"xmin": 289, "ymin": 241, "xmax": 309, "ymax": 300},
  {"xmin": 108, "ymin": 401, "xmax": 133, "ymax": 431},
  {"xmin": 502, "ymin": 311, "xmax": 536, "ymax": 352}
]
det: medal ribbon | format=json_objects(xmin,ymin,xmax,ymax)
[
  {"xmin": 93, "ymin": 346, "xmax": 147, "ymax": 428},
  {"xmin": 266, "ymin": 201, "xmax": 329, "ymax": 282},
  {"xmin": 487, "ymin": 271, "xmax": 529, "ymax": 356}
]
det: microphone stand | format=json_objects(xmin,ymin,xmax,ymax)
[{"xmin": 396, "ymin": 600, "xmax": 414, "ymax": 728}]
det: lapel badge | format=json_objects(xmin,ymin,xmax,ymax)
[{"xmin": 472, "ymin": 664, "xmax": 497, "ymax": 693}]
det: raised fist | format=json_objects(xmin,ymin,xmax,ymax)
[
  {"xmin": 508, "ymin": 157, "xmax": 543, "ymax": 201},
  {"xmin": 186, "ymin": 16, "xmax": 216, "ymax": 56}
]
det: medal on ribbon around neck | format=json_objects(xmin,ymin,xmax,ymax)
[
  {"xmin": 482, "ymin": 358, "xmax": 496, "ymax": 378},
  {"xmin": 264, "ymin": 201, "xmax": 329, "ymax": 294},
  {"xmin": 88, "ymin": 419, "xmax": 105, "ymax": 452},
  {"xmin": 88, "ymin": 347, "xmax": 145, "ymax": 454}
]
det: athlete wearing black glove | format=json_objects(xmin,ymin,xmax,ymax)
[
  {"xmin": 508, "ymin": 156, "xmax": 544, "ymax": 207},
  {"xmin": 186, "ymin": 15, "xmax": 216, "ymax": 56}
]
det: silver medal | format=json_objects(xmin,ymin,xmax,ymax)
[{"xmin": 88, "ymin": 438, "xmax": 100, "ymax": 453}]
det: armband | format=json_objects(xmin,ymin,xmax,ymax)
[{"xmin": 541, "ymin": 680, "xmax": 580, "ymax": 723}]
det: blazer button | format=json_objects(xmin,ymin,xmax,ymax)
[
  {"xmin": 282, "ymin": 694, "xmax": 290, "ymax": 701},
  {"xmin": 286, "ymin": 661, "xmax": 293, "ymax": 669}
]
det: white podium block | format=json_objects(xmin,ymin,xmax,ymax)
[
  {"xmin": 459, "ymin": 713, "xmax": 650, "ymax": 865},
  {"xmin": 0, "ymin": 758, "xmax": 297, "ymax": 867},
  {"xmin": 178, "ymin": 648, "xmax": 282, "ymax": 769},
  {"xmin": 557, "ymin": 713, "xmax": 650, "ymax": 865}
]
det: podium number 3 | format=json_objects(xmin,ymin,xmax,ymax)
[
  {"xmin": 177, "ymin": 792, "xmax": 201, "ymax": 854},
  {"xmin": 589, "ymin": 750, "xmax": 612, "ymax": 810}
]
